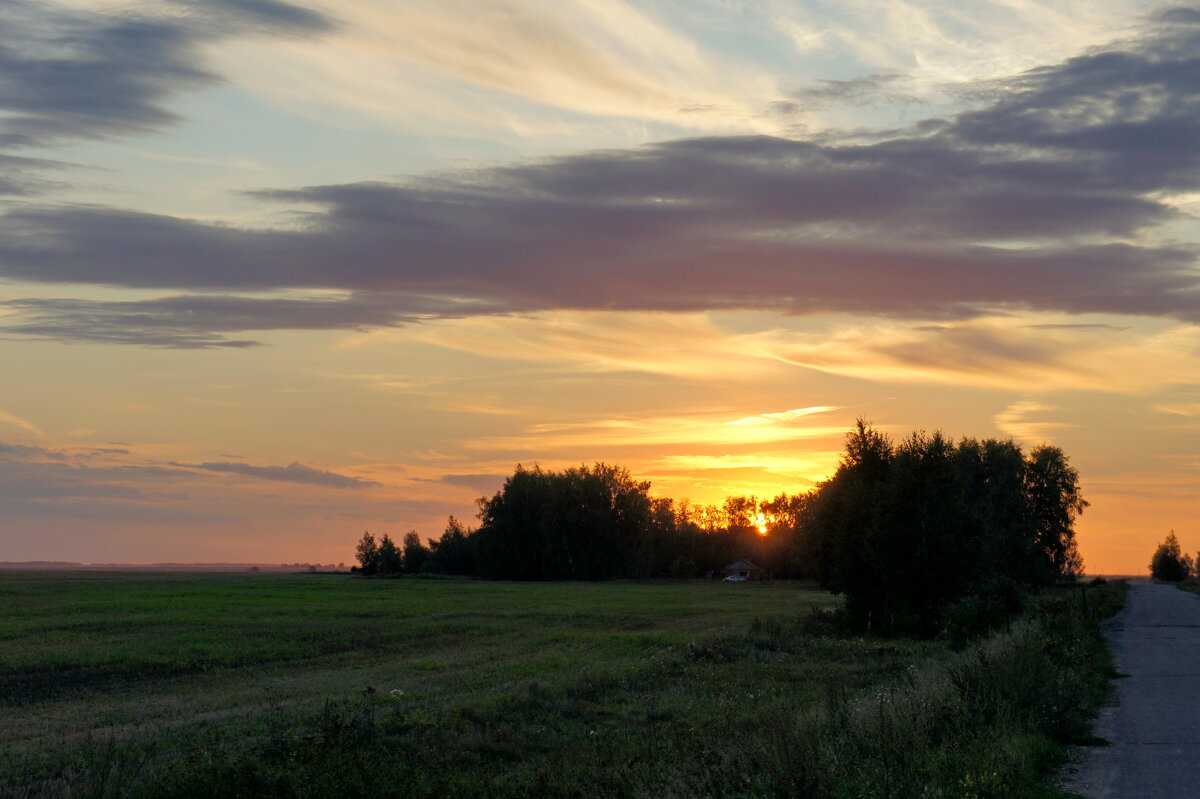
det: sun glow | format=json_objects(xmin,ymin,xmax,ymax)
[{"xmin": 752, "ymin": 511, "xmax": 772, "ymax": 536}]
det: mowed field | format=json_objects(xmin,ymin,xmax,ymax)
[{"xmin": 0, "ymin": 572, "xmax": 945, "ymax": 797}]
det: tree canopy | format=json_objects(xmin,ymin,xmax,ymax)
[
  {"xmin": 470, "ymin": 463, "xmax": 658, "ymax": 580},
  {"xmin": 804, "ymin": 422, "xmax": 1086, "ymax": 635}
]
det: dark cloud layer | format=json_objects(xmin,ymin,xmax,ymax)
[
  {"xmin": 3, "ymin": 5, "xmax": 1200, "ymax": 345},
  {"xmin": 785, "ymin": 73, "xmax": 920, "ymax": 109},
  {"xmin": 0, "ymin": 451, "xmax": 236, "ymax": 524},
  {"xmin": 0, "ymin": 292, "xmax": 515, "ymax": 348},
  {"xmin": 184, "ymin": 461, "xmax": 380, "ymax": 489},
  {"xmin": 0, "ymin": 0, "xmax": 333, "ymax": 190},
  {"xmin": 0, "ymin": 441, "xmax": 130, "ymax": 463},
  {"xmin": 0, "ymin": 444, "xmax": 199, "ymax": 518},
  {"xmin": 425, "ymin": 473, "xmax": 507, "ymax": 493},
  {"xmin": 0, "ymin": 440, "xmax": 381, "ymax": 528},
  {"xmin": 0, "ymin": 442, "xmax": 67, "ymax": 462},
  {"xmin": 0, "ymin": 153, "xmax": 74, "ymax": 196},
  {"xmin": 0, "ymin": 460, "xmax": 148, "ymax": 501},
  {"xmin": 0, "ymin": 440, "xmax": 376, "ymax": 491}
]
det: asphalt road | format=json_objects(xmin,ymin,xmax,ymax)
[{"xmin": 1064, "ymin": 580, "xmax": 1200, "ymax": 798}]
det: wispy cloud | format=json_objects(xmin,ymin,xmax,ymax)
[
  {"xmin": 0, "ymin": 293, "xmax": 463, "ymax": 349},
  {"xmin": 772, "ymin": 0, "xmax": 1138, "ymax": 85},
  {"xmin": 655, "ymin": 451, "xmax": 839, "ymax": 477},
  {"xmin": 747, "ymin": 315, "xmax": 1200, "ymax": 393},
  {"xmin": 0, "ymin": 0, "xmax": 333, "ymax": 149},
  {"xmin": 993, "ymin": 400, "xmax": 1075, "ymax": 444},
  {"xmin": 0, "ymin": 409, "xmax": 45, "ymax": 438},
  {"xmin": 135, "ymin": 152, "xmax": 267, "ymax": 171},
  {"xmin": 392, "ymin": 311, "xmax": 776, "ymax": 381},
  {"xmin": 728, "ymin": 406, "xmax": 837, "ymax": 426},
  {"xmin": 472, "ymin": 406, "xmax": 846, "ymax": 451},
  {"xmin": 0, "ymin": 433, "xmax": 467, "ymax": 559},
  {"xmin": 212, "ymin": 0, "xmax": 770, "ymax": 138},
  {"xmin": 0, "ymin": 440, "xmax": 131, "ymax": 463},
  {"xmin": 419, "ymin": 473, "xmax": 507, "ymax": 494},
  {"xmin": 181, "ymin": 460, "xmax": 381, "ymax": 489},
  {"xmin": 1154, "ymin": 403, "xmax": 1200, "ymax": 418},
  {"xmin": 0, "ymin": 441, "xmax": 63, "ymax": 460}
]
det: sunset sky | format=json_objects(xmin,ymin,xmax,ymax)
[{"xmin": 3, "ymin": 0, "xmax": 1199, "ymax": 572}]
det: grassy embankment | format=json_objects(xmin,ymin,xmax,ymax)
[
  {"xmin": 0, "ymin": 572, "xmax": 1124, "ymax": 798},
  {"xmin": 1173, "ymin": 579, "xmax": 1200, "ymax": 596}
]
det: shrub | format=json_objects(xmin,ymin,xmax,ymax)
[
  {"xmin": 669, "ymin": 556, "xmax": 696, "ymax": 579},
  {"xmin": 799, "ymin": 606, "xmax": 849, "ymax": 637},
  {"xmin": 735, "ymin": 580, "xmax": 1126, "ymax": 799},
  {"xmin": 939, "ymin": 576, "xmax": 1027, "ymax": 648}
]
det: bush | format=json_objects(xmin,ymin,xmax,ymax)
[
  {"xmin": 799, "ymin": 606, "xmax": 849, "ymax": 637},
  {"xmin": 669, "ymin": 556, "xmax": 696, "ymax": 579},
  {"xmin": 939, "ymin": 576, "xmax": 1027, "ymax": 648}
]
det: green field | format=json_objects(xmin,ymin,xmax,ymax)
[
  {"xmin": 0, "ymin": 572, "xmax": 1123, "ymax": 798},
  {"xmin": 1, "ymin": 572, "xmax": 945, "ymax": 798}
]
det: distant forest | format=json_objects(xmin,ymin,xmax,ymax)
[{"xmin": 355, "ymin": 420, "xmax": 1087, "ymax": 636}]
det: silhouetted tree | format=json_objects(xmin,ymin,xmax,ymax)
[
  {"xmin": 377, "ymin": 534, "xmax": 403, "ymax": 575},
  {"xmin": 402, "ymin": 530, "xmax": 429, "ymax": 574},
  {"xmin": 472, "ymin": 463, "xmax": 656, "ymax": 580},
  {"xmin": 722, "ymin": 495, "xmax": 757, "ymax": 531},
  {"xmin": 805, "ymin": 419, "xmax": 1088, "ymax": 635},
  {"xmin": 355, "ymin": 531, "xmax": 380, "ymax": 576},
  {"xmin": 427, "ymin": 516, "xmax": 477, "ymax": 575},
  {"xmin": 748, "ymin": 492, "xmax": 814, "ymax": 577},
  {"xmin": 1150, "ymin": 531, "xmax": 1192, "ymax": 581},
  {"xmin": 1025, "ymin": 445, "xmax": 1088, "ymax": 582},
  {"xmin": 670, "ymin": 555, "xmax": 697, "ymax": 578},
  {"xmin": 804, "ymin": 419, "xmax": 893, "ymax": 609}
]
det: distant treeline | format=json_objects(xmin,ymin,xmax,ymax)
[
  {"xmin": 354, "ymin": 420, "xmax": 1087, "ymax": 636},
  {"xmin": 354, "ymin": 464, "xmax": 799, "ymax": 583}
]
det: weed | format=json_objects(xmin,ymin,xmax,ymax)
[
  {"xmin": 70, "ymin": 735, "xmax": 152, "ymax": 799},
  {"xmin": 799, "ymin": 605, "xmax": 849, "ymax": 637}
]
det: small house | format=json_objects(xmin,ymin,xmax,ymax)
[{"xmin": 722, "ymin": 559, "xmax": 764, "ymax": 581}]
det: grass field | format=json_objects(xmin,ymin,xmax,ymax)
[
  {"xmin": 0, "ymin": 572, "xmax": 936, "ymax": 797},
  {"xmin": 0, "ymin": 572, "xmax": 1122, "ymax": 798}
]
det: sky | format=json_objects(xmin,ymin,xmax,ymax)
[{"xmin": 2, "ymin": 0, "xmax": 1199, "ymax": 572}]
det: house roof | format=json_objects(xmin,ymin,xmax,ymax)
[{"xmin": 724, "ymin": 559, "xmax": 760, "ymax": 571}]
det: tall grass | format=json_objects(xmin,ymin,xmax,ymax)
[{"xmin": 732, "ymin": 580, "xmax": 1126, "ymax": 799}]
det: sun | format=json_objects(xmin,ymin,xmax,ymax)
[{"xmin": 752, "ymin": 511, "xmax": 772, "ymax": 536}]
